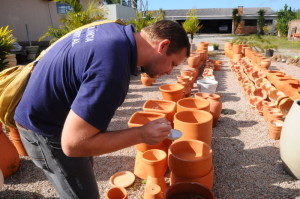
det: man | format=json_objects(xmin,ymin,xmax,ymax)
[{"xmin": 14, "ymin": 20, "xmax": 190, "ymax": 198}]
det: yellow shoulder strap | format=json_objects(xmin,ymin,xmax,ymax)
[{"xmin": 36, "ymin": 19, "xmax": 125, "ymax": 60}]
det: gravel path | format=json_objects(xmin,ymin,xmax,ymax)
[{"xmin": 1, "ymin": 37, "xmax": 300, "ymax": 198}]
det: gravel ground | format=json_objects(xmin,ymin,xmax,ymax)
[{"xmin": 1, "ymin": 36, "xmax": 300, "ymax": 199}]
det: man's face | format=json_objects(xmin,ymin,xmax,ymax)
[{"xmin": 143, "ymin": 47, "xmax": 187, "ymax": 78}]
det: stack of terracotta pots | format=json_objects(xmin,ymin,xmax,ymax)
[
  {"xmin": 195, "ymin": 92, "xmax": 222, "ymax": 127},
  {"xmin": 168, "ymin": 139, "xmax": 214, "ymax": 190},
  {"xmin": 128, "ymin": 111, "xmax": 167, "ymax": 179}
]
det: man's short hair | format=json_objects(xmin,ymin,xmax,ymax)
[{"xmin": 142, "ymin": 20, "xmax": 190, "ymax": 57}]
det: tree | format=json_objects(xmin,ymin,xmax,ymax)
[
  {"xmin": 126, "ymin": 9, "xmax": 165, "ymax": 32},
  {"xmin": 39, "ymin": 0, "xmax": 105, "ymax": 44},
  {"xmin": 182, "ymin": 9, "xmax": 202, "ymax": 44},
  {"xmin": 276, "ymin": 4, "xmax": 296, "ymax": 37},
  {"xmin": 232, "ymin": 8, "xmax": 241, "ymax": 34},
  {"xmin": 0, "ymin": 26, "xmax": 16, "ymax": 71},
  {"xmin": 257, "ymin": 9, "xmax": 266, "ymax": 35}
]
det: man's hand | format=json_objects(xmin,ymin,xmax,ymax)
[{"xmin": 138, "ymin": 117, "xmax": 172, "ymax": 145}]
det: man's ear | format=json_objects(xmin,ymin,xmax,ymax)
[{"xmin": 158, "ymin": 39, "xmax": 170, "ymax": 54}]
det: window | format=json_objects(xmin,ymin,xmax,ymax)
[
  {"xmin": 56, "ymin": 2, "xmax": 73, "ymax": 14},
  {"xmin": 244, "ymin": 19, "xmax": 257, "ymax": 26}
]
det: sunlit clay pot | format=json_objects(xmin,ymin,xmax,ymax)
[
  {"xmin": 8, "ymin": 127, "xmax": 28, "ymax": 156},
  {"xmin": 168, "ymin": 139, "xmax": 212, "ymax": 178},
  {"xmin": 195, "ymin": 92, "xmax": 222, "ymax": 127},
  {"xmin": 173, "ymin": 110, "xmax": 213, "ymax": 146},
  {"xmin": 142, "ymin": 149, "xmax": 168, "ymax": 193},
  {"xmin": 164, "ymin": 182, "xmax": 215, "ymax": 199},
  {"xmin": 106, "ymin": 186, "xmax": 128, "ymax": 199},
  {"xmin": 159, "ymin": 84, "xmax": 184, "ymax": 102},
  {"xmin": 169, "ymin": 166, "xmax": 215, "ymax": 190},
  {"xmin": 143, "ymin": 100, "xmax": 176, "ymax": 123},
  {"xmin": 176, "ymin": 97, "xmax": 210, "ymax": 113},
  {"xmin": 144, "ymin": 184, "xmax": 164, "ymax": 199}
]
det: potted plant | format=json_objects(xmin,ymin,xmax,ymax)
[
  {"xmin": 212, "ymin": 44, "xmax": 219, "ymax": 50},
  {"xmin": 183, "ymin": 9, "xmax": 203, "ymax": 45},
  {"xmin": 0, "ymin": 26, "xmax": 16, "ymax": 71}
]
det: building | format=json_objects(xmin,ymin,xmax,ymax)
[
  {"xmin": 0, "ymin": 0, "xmax": 136, "ymax": 44},
  {"xmin": 162, "ymin": 6, "xmax": 277, "ymax": 35}
]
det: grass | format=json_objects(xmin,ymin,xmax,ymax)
[{"xmin": 232, "ymin": 35, "xmax": 300, "ymax": 50}]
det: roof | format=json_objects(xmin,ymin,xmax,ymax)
[{"xmin": 159, "ymin": 7, "xmax": 277, "ymax": 20}]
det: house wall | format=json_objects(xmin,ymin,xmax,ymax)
[
  {"xmin": 103, "ymin": 4, "xmax": 136, "ymax": 21},
  {"xmin": 288, "ymin": 19, "xmax": 300, "ymax": 40},
  {"xmin": 0, "ymin": 0, "xmax": 89, "ymax": 43}
]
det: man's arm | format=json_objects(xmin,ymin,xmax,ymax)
[{"xmin": 61, "ymin": 110, "xmax": 171, "ymax": 157}]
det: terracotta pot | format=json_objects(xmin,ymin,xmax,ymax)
[
  {"xmin": 253, "ymin": 88, "xmax": 268, "ymax": 100},
  {"xmin": 233, "ymin": 44, "xmax": 242, "ymax": 54},
  {"xmin": 268, "ymin": 119, "xmax": 283, "ymax": 140},
  {"xmin": 195, "ymin": 93, "xmax": 222, "ymax": 127},
  {"xmin": 260, "ymin": 59, "xmax": 271, "ymax": 70},
  {"xmin": 263, "ymin": 101, "xmax": 276, "ymax": 121},
  {"xmin": 176, "ymin": 97, "xmax": 210, "ymax": 113},
  {"xmin": 169, "ymin": 166, "xmax": 214, "ymax": 190},
  {"xmin": 159, "ymin": 84, "xmax": 184, "ymax": 102},
  {"xmin": 164, "ymin": 182, "xmax": 215, "ymax": 199},
  {"xmin": 187, "ymin": 54, "xmax": 200, "ymax": 68},
  {"xmin": 266, "ymin": 70, "xmax": 286, "ymax": 83},
  {"xmin": 280, "ymin": 99, "xmax": 300, "ymax": 179},
  {"xmin": 233, "ymin": 53, "xmax": 243, "ymax": 62},
  {"xmin": 168, "ymin": 139, "xmax": 212, "ymax": 178},
  {"xmin": 144, "ymin": 184, "xmax": 164, "ymax": 199},
  {"xmin": 142, "ymin": 149, "xmax": 168, "ymax": 192},
  {"xmin": 0, "ymin": 123, "xmax": 20, "ymax": 178},
  {"xmin": 106, "ymin": 186, "xmax": 128, "ymax": 199},
  {"xmin": 134, "ymin": 150, "xmax": 148, "ymax": 179},
  {"xmin": 8, "ymin": 127, "xmax": 28, "ymax": 156},
  {"xmin": 277, "ymin": 96, "xmax": 293, "ymax": 116},
  {"xmin": 174, "ymin": 110, "xmax": 213, "ymax": 145},
  {"xmin": 141, "ymin": 73, "xmax": 155, "ymax": 86},
  {"xmin": 143, "ymin": 100, "xmax": 176, "ymax": 123},
  {"xmin": 267, "ymin": 108, "xmax": 283, "ymax": 122}
]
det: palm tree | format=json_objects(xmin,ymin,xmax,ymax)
[
  {"xmin": 126, "ymin": 9, "xmax": 165, "ymax": 32},
  {"xmin": 232, "ymin": 8, "xmax": 241, "ymax": 34},
  {"xmin": 39, "ymin": 0, "xmax": 105, "ymax": 44},
  {"xmin": 257, "ymin": 9, "xmax": 266, "ymax": 35},
  {"xmin": 0, "ymin": 26, "xmax": 16, "ymax": 71},
  {"xmin": 182, "ymin": 9, "xmax": 202, "ymax": 44}
]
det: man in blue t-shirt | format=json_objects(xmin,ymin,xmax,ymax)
[{"xmin": 14, "ymin": 20, "xmax": 190, "ymax": 198}]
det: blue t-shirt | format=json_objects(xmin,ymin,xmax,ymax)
[{"xmin": 14, "ymin": 23, "xmax": 137, "ymax": 137}]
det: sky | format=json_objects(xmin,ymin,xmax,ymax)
[{"xmin": 146, "ymin": 0, "xmax": 300, "ymax": 12}]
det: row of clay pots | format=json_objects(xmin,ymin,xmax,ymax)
[
  {"xmin": 141, "ymin": 73, "xmax": 156, "ymax": 86},
  {"xmin": 229, "ymin": 58, "xmax": 287, "ymax": 140}
]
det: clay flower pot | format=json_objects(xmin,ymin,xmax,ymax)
[
  {"xmin": 8, "ymin": 127, "xmax": 28, "ymax": 156},
  {"xmin": 164, "ymin": 182, "xmax": 215, "ymax": 199},
  {"xmin": 128, "ymin": 111, "xmax": 166, "ymax": 152},
  {"xmin": 277, "ymin": 96, "xmax": 294, "ymax": 116},
  {"xmin": 142, "ymin": 149, "xmax": 168, "ymax": 192},
  {"xmin": 159, "ymin": 84, "xmax": 184, "ymax": 102},
  {"xmin": 141, "ymin": 73, "xmax": 155, "ymax": 86},
  {"xmin": 106, "ymin": 186, "xmax": 128, "ymax": 199},
  {"xmin": 169, "ymin": 166, "xmax": 214, "ymax": 190},
  {"xmin": 195, "ymin": 93, "xmax": 222, "ymax": 127},
  {"xmin": 267, "ymin": 108, "xmax": 283, "ymax": 122},
  {"xmin": 268, "ymin": 119, "xmax": 283, "ymax": 140},
  {"xmin": 263, "ymin": 101, "xmax": 276, "ymax": 121},
  {"xmin": 143, "ymin": 100, "xmax": 176, "ymax": 123},
  {"xmin": 174, "ymin": 110, "xmax": 213, "ymax": 145},
  {"xmin": 260, "ymin": 58, "xmax": 271, "ymax": 70},
  {"xmin": 168, "ymin": 139, "xmax": 212, "ymax": 178},
  {"xmin": 0, "ymin": 123, "xmax": 20, "ymax": 179},
  {"xmin": 128, "ymin": 111, "xmax": 166, "ymax": 179},
  {"xmin": 144, "ymin": 184, "xmax": 164, "ymax": 199},
  {"xmin": 187, "ymin": 54, "xmax": 200, "ymax": 68},
  {"xmin": 176, "ymin": 97, "xmax": 210, "ymax": 113}
]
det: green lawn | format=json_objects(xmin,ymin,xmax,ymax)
[{"xmin": 233, "ymin": 35, "xmax": 300, "ymax": 50}]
